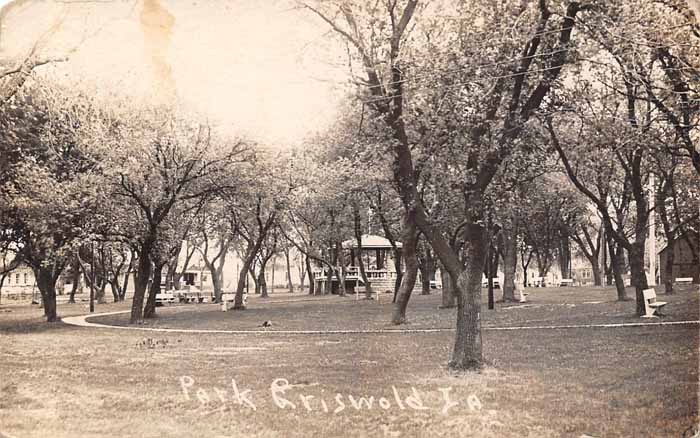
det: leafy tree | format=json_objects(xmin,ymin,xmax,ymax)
[
  {"xmin": 0, "ymin": 81, "xmax": 106, "ymax": 321},
  {"xmin": 104, "ymin": 107, "xmax": 250, "ymax": 322},
  {"xmin": 227, "ymin": 155, "xmax": 284, "ymax": 308},
  {"xmin": 305, "ymin": 0, "xmax": 595, "ymax": 369}
]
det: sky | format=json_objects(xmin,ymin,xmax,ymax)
[{"xmin": 0, "ymin": 0, "xmax": 349, "ymax": 148}]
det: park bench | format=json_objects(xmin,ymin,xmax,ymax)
[
  {"xmin": 641, "ymin": 288, "xmax": 667, "ymax": 318},
  {"xmin": 221, "ymin": 292, "xmax": 247, "ymax": 311},
  {"xmin": 155, "ymin": 291, "xmax": 176, "ymax": 306},
  {"xmin": 674, "ymin": 277, "xmax": 693, "ymax": 285},
  {"xmin": 532, "ymin": 277, "xmax": 545, "ymax": 287},
  {"xmin": 481, "ymin": 278, "xmax": 501, "ymax": 289},
  {"xmin": 559, "ymin": 279, "xmax": 574, "ymax": 287}
]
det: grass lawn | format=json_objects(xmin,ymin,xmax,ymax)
[{"xmin": 0, "ymin": 285, "xmax": 698, "ymax": 438}]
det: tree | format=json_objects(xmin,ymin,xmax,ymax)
[
  {"xmin": 228, "ymin": 156, "xmax": 283, "ymax": 308},
  {"xmin": 519, "ymin": 174, "xmax": 585, "ymax": 279},
  {"xmin": 547, "ymin": 0, "xmax": 700, "ymax": 312},
  {"xmin": 570, "ymin": 214, "xmax": 605, "ymax": 286},
  {"xmin": 283, "ymin": 147, "xmax": 354, "ymax": 297},
  {"xmin": 105, "ymin": 106, "xmax": 250, "ymax": 322},
  {"xmin": 0, "ymin": 80, "xmax": 106, "ymax": 321},
  {"xmin": 305, "ymin": 0, "xmax": 594, "ymax": 369},
  {"xmin": 654, "ymin": 158, "xmax": 700, "ymax": 292},
  {"xmin": 193, "ymin": 202, "xmax": 236, "ymax": 303}
]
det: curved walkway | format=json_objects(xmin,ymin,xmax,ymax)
[{"xmin": 61, "ymin": 310, "xmax": 700, "ymax": 335}]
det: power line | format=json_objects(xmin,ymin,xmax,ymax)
[{"xmin": 355, "ymin": 18, "xmax": 698, "ymax": 93}]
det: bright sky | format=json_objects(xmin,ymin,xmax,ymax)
[{"xmin": 0, "ymin": 0, "xmax": 348, "ymax": 148}]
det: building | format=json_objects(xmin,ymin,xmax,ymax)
[
  {"xmin": 659, "ymin": 231, "xmax": 699, "ymax": 284},
  {"xmin": 0, "ymin": 262, "xmax": 37, "ymax": 300},
  {"xmin": 312, "ymin": 234, "xmax": 409, "ymax": 294}
]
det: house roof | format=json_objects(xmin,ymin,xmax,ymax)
[
  {"xmin": 658, "ymin": 229, "xmax": 699, "ymax": 255},
  {"xmin": 341, "ymin": 234, "xmax": 402, "ymax": 250}
]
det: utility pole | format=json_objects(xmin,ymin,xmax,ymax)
[
  {"xmin": 89, "ymin": 242, "xmax": 95, "ymax": 313},
  {"xmin": 487, "ymin": 246, "xmax": 494, "ymax": 310},
  {"xmin": 487, "ymin": 216, "xmax": 495, "ymax": 310},
  {"xmin": 648, "ymin": 174, "xmax": 657, "ymax": 286}
]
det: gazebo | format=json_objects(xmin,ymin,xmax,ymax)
[{"xmin": 313, "ymin": 234, "xmax": 402, "ymax": 294}]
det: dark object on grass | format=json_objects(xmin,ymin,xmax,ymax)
[
  {"xmin": 261, "ymin": 320, "xmax": 272, "ymax": 327},
  {"xmin": 136, "ymin": 338, "xmax": 169, "ymax": 349}
]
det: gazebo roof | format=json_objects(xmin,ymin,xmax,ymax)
[{"xmin": 341, "ymin": 234, "xmax": 402, "ymax": 250}]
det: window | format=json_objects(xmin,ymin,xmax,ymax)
[
  {"xmin": 16, "ymin": 273, "xmax": 20, "ymax": 284},
  {"xmin": 23, "ymin": 273, "xmax": 28, "ymax": 284},
  {"xmin": 6, "ymin": 275, "xmax": 10, "ymax": 285},
  {"xmin": 184, "ymin": 273, "xmax": 196, "ymax": 286}
]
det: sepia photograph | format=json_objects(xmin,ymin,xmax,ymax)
[{"xmin": 0, "ymin": 0, "xmax": 699, "ymax": 437}]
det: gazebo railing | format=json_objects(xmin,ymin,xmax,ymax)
[{"xmin": 312, "ymin": 267, "xmax": 397, "ymax": 281}]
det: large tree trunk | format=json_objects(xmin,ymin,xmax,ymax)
[
  {"xmin": 164, "ymin": 261, "xmax": 176, "ymax": 290},
  {"xmin": 324, "ymin": 265, "xmax": 333, "ymax": 295},
  {"xmin": 298, "ymin": 253, "xmax": 306, "ymax": 292},
  {"xmin": 284, "ymin": 248, "xmax": 294, "ymax": 293},
  {"xmin": 440, "ymin": 262, "xmax": 456, "ymax": 308},
  {"xmin": 419, "ymin": 258, "xmax": 431, "ymax": 295},
  {"xmin": 657, "ymin": 186, "xmax": 676, "ymax": 294},
  {"xmin": 234, "ymin": 243, "xmax": 257, "ymax": 309},
  {"xmin": 663, "ymin": 238, "xmax": 676, "ymax": 294},
  {"xmin": 392, "ymin": 214, "xmax": 418, "ymax": 324},
  {"xmin": 259, "ymin": 265, "xmax": 269, "ymax": 298},
  {"xmin": 249, "ymin": 266, "xmax": 260, "ymax": 294},
  {"xmin": 536, "ymin": 255, "xmax": 551, "ymax": 279},
  {"xmin": 69, "ymin": 258, "xmax": 80, "ymax": 304},
  {"xmin": 110, "ymin": 282, "xmax": 120, "ymax": 302},
  {"xmin": 35, "ymin": 264, "xmax": 59, "ymax": 322},
  {"xmin": 417, "ymin": 240, "xmax": 434, "ymax": 295},
  {"xmin": 558, "ymin": 233, "xmax": 571, "ymax": 279},
  {"xmin": 521, "ymin": 249, "xmax": 533, "ymax": 288},
  {"xmin": 305, "ymin": 255, "xmax": 314, "ymax": 295},
  {"xmin": 591, "ymin": 261, "xmax": 602, "ymax": 287},
  {"xmin": 143, "ymin": 263, "xmax": 164, "ymax": 319},
  {"xmin": 270, "ymin": 255, "xmax": 276, "ymax": 294},
  {"xmin": 392, "ymin": 249, "xmax": 403, "ymax": 303},
  {"xmin": 121, "ymin": 252, "xmax": 134, "ymax": 301},
  {"xmin": 208, "ymin": 263, "xmax": 224, "ymax": 303},
  {"xmin": 130, "ymin": 242, "xmax": 153, "ymax": 323},
  {"xmin": 606, "ymin": 233, "xmax": 628, "ymax": 301},
  {"xmin": 96, "ymin": 276, "xmax": 107, "ymax": 304},
  {"xmin": 628, "ymin": 244, "xmax": 648, "ymax": 316},
  {"xmin": 335, "ymin": 243, "xmax": 347, "ymax": 297},
  {"xmin": 501, "ymin": 221, "xmax": 518, "ymax": 302},
  {"xmin": 449, "ymin": 223, "xmax": 486, "ymax": 370},
  {"xmin": 0, "ymin": 274, "xmax": 5, "ymax": 305}
]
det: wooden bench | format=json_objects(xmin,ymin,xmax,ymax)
[
  {"xmin": 155, "ymin": 291, "xmax": 176, "ymax": 306},
  {"xmin": 674, "ymin": 277, "xmax": 693, "ymax": 285},
  {"xmin": 559, "ymin": 279, "xmax": 574, "ymax": 287},
  {"xmin": 481, "ymin": 278, "xmax": 501, "ymax": 289},
  {"xmin": 221, "ymin": 293, "xmax": 247, "ymax": 311},
  {"xmin": 532, "ymin": 277, "xmax": 546, "ymax": 287},
  {"xmin": 642, "ymin": 288, "xmax": 667, "ymax": 318}
]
